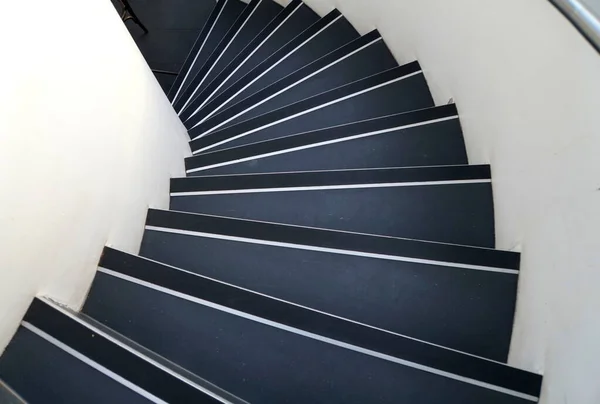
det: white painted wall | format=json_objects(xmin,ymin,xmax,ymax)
[
  {"xmin": 0, "ymin": 0, "xmax": 190, "ymax": 352},
  {"xmin": 283, "ymin": 0, "xmax": 600, "ymax": 402}
]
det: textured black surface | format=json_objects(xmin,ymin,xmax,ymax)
[
  {"xmin": 195, "ymin": 0, "xmax": 283, "ymax": 101},
  {"xmin": 189, "ymin": 65, "xmax": 432, "ymax": 152},
  {"xmin": 191, "ymin": 0, "xmax": 306, "ymax": 108},
  {"xmin": 0, "ymin": 327, "xmax": 152, "ymax": 404},
  {"xmin": 84, "ymin": 271, "xmax": 534, "ymax": 403},
  {"xmin": 139, "ymin": 229, "xmax": 515, "ymax": 360},
  {"xmin": 174, "ymin": 0, "xmax": 256, "ymax": 112},
  {"xmin": 21, "ymin": 299, "xmax": 226, "ymax": 403},
  {"xmin": 167, "ymin": 0, "xmax": 229, "ymax": 101},
  {"xmin": 186, "ymin": 105, "xmax": 463, "ymax": 172},
  {"xmin": 146, "ymin": 209, "xmax": 519, "ymax": 270},
  {"xmin": 173, "ymin": 165, "xmax": 491, "ymax": 191},
  {"xmin": 183, "ymin": 10, "xmax": 358, "ymax": 126},
  {"xmin": 194, "ymin": 31, "xmax": 398, "ymax": 135},
  {"xmin": 98, "ymin": 247, "xmax": 540, "ymax": 395},
  {"xmin": 170, "ymin": 182, "xmax": 495, "ymax": 247},
  {"xmin": 213, "ymin": 2, "xmax": 321, "ymax": 101}
]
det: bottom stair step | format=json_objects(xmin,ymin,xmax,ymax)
[
  {"xmin": 85, "ymin": 249, "xmax": 542, "ymax": 403},
  {"xmin": 0, "ymin": 298, "xmax": 245, "ymax": 404}
]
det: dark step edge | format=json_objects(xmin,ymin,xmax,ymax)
[
  {"xmin": 0, "ymin": 379, "xmax": 26, "ymax": 404},
  {"xmin": 192, "ymin": 0, "xmax": 305, "ymax": 111},
  {"xmin": 181, "ymin": 8, "xmax": 344, "ymax": 125},
  {"xmin": 175, "ymin": 0, "xmax": 263, "ymax": 114},
  {"xmin": 99, "ymin": 247, "xmax": 543, "ymax": 400},
  {"xmin": 145, "ymin": 208, "xmax": 520, "ymax": 271},
  {"xmin": 185, "ymin": 103, "xmax": 458, "ymax": 172},
  {"xmin": 191, "ymin": 29, "xmax": 385, "ymax": 137},
  {"xmin": 24, "ymin": 298, "xmax": 247, "ymax": 404},
  {"xmin": 188, "ymin": 62, "xmax": 423, "ymax": 153},
  {"xmin": 170, "ymin": 164, "xmax": 491, "ymax": 194},
  {"xmin": 168, "ymin": 0, "xmax": 228, "ymax": 103}
]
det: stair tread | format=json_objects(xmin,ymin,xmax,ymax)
[
  {"xmin": 189, "ymin": 63, "xmax": 433, "ymax": 152},
  {"xmin": 174, "ymin": 0, "xmax": 260, "ymax": 112},
  {"xmin": 85, "ymin": 250, "xmax": 542, "ymax": 403},
  {"xmin": 170, "ymin": 0, "xmax": 246, "ymax": 106},
  {"xmin": 188, "ymin": 0, "xmax": 284, "ymax": 107},
  {"xmin": 194, "ymin": 30, "xmax": 399, "ymax": 136},
  {"xmin": 169, "ymin": 0, "xmax": 246, "ymax": 103},
  {"xmin": 170, "ymin": 165, "xmax": 495, "ymax": 247},
  {"xmin": 182, "ymin": 9, "xmax": 360, "ymax": 127},
  {"xmin": 186, "ymin": 104, "xmax": 466, "ymax": 174},
  {"xmin": 191, "ymin": 0, "xmax": 315, "ymax": 113}
]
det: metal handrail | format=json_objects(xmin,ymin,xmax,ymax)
[{"xmin": 550, "ymin": 0, "xmax": 600, "ymax": 53}]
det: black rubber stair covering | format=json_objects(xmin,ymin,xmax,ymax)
[
  {"xmin": 193, "ymin": 30, "xmax": 398, "ymax": 136},
  {"xmin": 3, "ymin": 299, "xmax": 242, "ymax": 404},
  {"xmin": 169, "ymin": 0, "xmax": 246, "ymax": 104},
  {"xmin": 189, "ymin": 62, "xmax": 433, "ymax": 153},
  {"xmin": 170, "ymin": 165, "xmax": 495, "ymax": 247},
  {"xmin": 0, "ymin": 379, "xmax": 26, "ymax": 404},
  {"xmin": 190, "ymin": 0, "xmax": 316, "ymax": 112},
  {"xmin": 209, "ymin": 1, "xmax": 320, "ymax": 102},
  {"xmin": 141, "ymin": 208, "xmax": 517, "ymax": 360},
  {"xmin": 0, "ymin": 326, "xmax": 152, "ymax": 404},
  {"xmin": 181, "ymin": 9, "xmax": 360, "ymax": 127},
  {"xmin": 173, "ymin": 0, "xmax": 260, "ymax": 113},
  {"xmin": 185, "ymin": 104, "xmax": 465, "ymax": 175},
  {"xmin": 188, "ymin": 0, "xmax": 283, "ymax": 105},
  {"xmin": 85, "ymin": 248, "xmax": 542, "ymax": 403}
]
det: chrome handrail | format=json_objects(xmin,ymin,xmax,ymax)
[{"xmin": 550, "ymin": 0, "xmax": 600, "ymax": 53}]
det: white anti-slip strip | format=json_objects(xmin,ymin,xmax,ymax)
[
  {"xmin": 195, "ymin": 37, "xmax": 384, "ymax": 135},
  {"xmin": 178, "ymin": 1, "xmax": 263, "ymax": 115},
  {"xmin": 192, "ymin": 70, "xmax": 422, "ymax": 151},
  {"xmin": 30, "ymin": 300, "xmax": 238, "ymax": 404},
  {"xmin": 172, "ymin": 0, "xmax": 227, "ymax": 104},
  {"xmin": 97, "ymin": 268, "xmax": 536, "ymax": 402},
  {"xmin": 186, "ymin": 115, "xmax": 458, "ymax": 173},
  {"xmin": 188, "ymin": 14, "xmax": 345, "ymax": 124},
  {"xmin": 196, "ymin": 3, "xmax": 304, "ymax": 113},
  {"xmin": 144, "ymin": 225, "xmax": 518, "ymax": 274},
  {"xmin": 21, "ymin": 322, "xmax": 168, "ymax": 404},
  {"xmin": 170, "ymin": 179, "xmax": 491, "ymax": 196}
]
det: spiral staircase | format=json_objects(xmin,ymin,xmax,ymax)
[{"xmin": 0, "ymin": 0, "xmax": 545, "ymax": 402}]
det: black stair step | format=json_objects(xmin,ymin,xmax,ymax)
[
  {"xmin": 3, "ymin": 298, "xmax": 245, "ymax": 404},
  {"xmin": 192, "ymin": 30, "xmax": 398, "ymax": 136},
  {"xmin": 170, "ymin": 165, "xmax": 495, "ymax": 247},
  {"xmin": 169, "ymin": 0, "xmax": 246, "ymax": 104},
  {"xmin": 190, "ymin": 0, "xmax": 314, "ymax": 113},
  {"xmin": 86, "ymin": 248, "xmax": 542, "ymax": 403},
  {"xmin": 181, "ymin": 9, "xmax": 360, "ymax": 126},
  {"xmin": 173, "ymin": 0, "xmax": 262, "ymax": 113},
  {"xmin": 146, "ymin": 208, "xmax": 518, "ymax": 273},
  {"xmin": 0, "ymin": 379, "xmax": 25, "ymax": 404},
  {"xmin": 189, "ymin": 62, "xmax": 432, "ymax": 153},
  {"xmin": 194, "ymin": 0, "xmax": 283, "ymax": 103},
  {"xmin": 185, "ymin": 104, "xmax": 465, "ymax": 175}
]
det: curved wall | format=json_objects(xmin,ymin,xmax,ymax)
[
  {"xmin": 278, "ymin": 0, "xmax": 600, "ymax": 402},
  {"xmin": 0, "ymin": 0, "xmax": 190, "ymax": 351}
]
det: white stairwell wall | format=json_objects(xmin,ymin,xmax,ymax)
[
  {"xmin": 0, "ymin": 1, "xmax": 190, "ymax": 352},
  {"xmin": 273, "ymin": 0, "xmax": 600, "ymax": 402}
]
